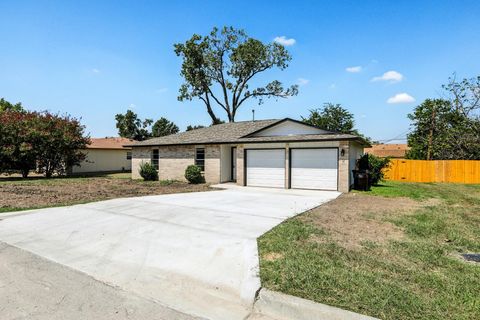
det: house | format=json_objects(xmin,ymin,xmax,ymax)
[
  {"xmin": 364, "ymin": 144, "xmax": 410, "ymax": 158},
  {"xmin": 127, "ymin": 118, "xmax": 370, "ymax": 192},
  {"xmin": 70, "ymin": 137, "xmax": 134, "ymax": 174}
]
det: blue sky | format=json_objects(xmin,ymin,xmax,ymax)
[{"xmin": 1, "ymin": 1, "xmax": 479, "ymax": 142}]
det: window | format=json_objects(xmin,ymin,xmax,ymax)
[
  {"xmin": 152, "ymin": 149, "xmax": 159, "ymax": 170},
  {"xmin": 126, "ymin": 151, "xmax": 132, "ymax": 160},
  {"xmin": 195, "ymin": 148, "xmax": 205, "ymax": 171}
]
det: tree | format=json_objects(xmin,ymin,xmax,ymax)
[
  {"xmin": 0, "ymin": 110, "xmax": 90, "ymax": 178},
  {"xmin": 0, "ymin": 97, "xmax": 23, "ymax": 112},
  {"xmin": 302, "ymin": 103, "xmax": 355, "ymax": 133},
  {"xmin": 0, "ymin": 111, "xmax": 37, "ymax": 177},
  {"xmin": 186, "ymin": 124, "xmax": 206, "ymax": 131},
  {"xmin": 442, "ymin": 74, "xmax": 480, "ymax": 117},
  {"xmin": 115, "ymin": 110, "xmax": 153, "ymax": 141},
  {"xmin": 406, "ymin": 99, "xmax": 480, "ymax": 160},
  {"xmin": 151, "ymin": 117, "xmax": 180, "ymax": 137},
  {"xmin": 174, "ymin": 26, "xmax": 298, "ymax": 124},
  {"xmin": 33, "ymin": 112, "xmax": 90, "ymax": 178}
]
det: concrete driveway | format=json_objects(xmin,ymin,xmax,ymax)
[{"xmin": 0, "ymin": 186, "xmax": 339, "ymax": 320}]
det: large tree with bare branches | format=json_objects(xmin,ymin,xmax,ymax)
[{"xmin": 174, "ymin": 26, "xmax": 298, "ymax": 123}]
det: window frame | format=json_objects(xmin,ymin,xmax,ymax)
[
  {"xmin": 195, "ymin": 147, "xmax": 205, "ymax": 172},
  {"xmin": 126, "ymin": 151, "xmax": 132, "ymax": 160},
  {"xmin": 151, "ymin": 149, "xmax": 159, "ymax": 170}
]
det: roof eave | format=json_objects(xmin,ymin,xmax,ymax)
[{"xmin": 127, "ymin": 136, "xmax": 368, "ymax": 147}]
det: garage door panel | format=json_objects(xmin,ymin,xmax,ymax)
[
  {"xmin": 291, "ymin": 149, "xmax": 338, "ymax": 190},
  {"xmin": 246, "ymin": 149, "xmax": 285, "ymax": 188}
]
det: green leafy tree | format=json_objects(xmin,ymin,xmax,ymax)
[
  {"xmin": 151, "ymin": 117, "xmax": 180, "ymax": 137},
  {"xmin": 302, "ymin": 103, "xmax": 373, "ymax": 144},
  {"xmin": 0, "ymin": 111, "xmax": 90, "ymax": 178},
  {"xmin": 174, "ymin": 26, "xmax": 298, "ymax": 124},
  {"xmin": 115, "ymin": 110, "xmax": 153, "ymax": 141},
  {"xmin": 186, "ymin": 125, "xmax": 206, "ymax": 131},
  {"xmin": 0, "ymin": 98, "xmax": 24, "ymax": 112},
  {"xmin": 406, "ymin": 99, "xmax": 480, "ymax": 160},
  {"xmin": 32, "ymin": 112, "xmax": 90, "ymax": 177},
  {"xmin": 0, "ymin": 111, "xmax": 37, "ymax": 177},
  {"xmin": 302, "ymin": 103, "xmax": 355, "ymax": 133}
]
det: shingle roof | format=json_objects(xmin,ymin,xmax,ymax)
[
  {"xmin": 88, "ymin": 137, "xmax": 135, "ymax": 150},
  {"xmin": 364, "ymin": 144, "xmax": 410, "ymax": 158},
  {"xmin": 126, "ymin": 118, "xmax": 369, "ymax": 147}
]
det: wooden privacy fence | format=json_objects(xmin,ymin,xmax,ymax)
[{"xmin": 384, "ymin": 159, "xmax": 480, "ymax": 184}]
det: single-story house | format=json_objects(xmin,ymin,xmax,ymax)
[
  {"xmin": 364, "ymin": 144, "xmax": 410, "ymax": 159},
  {"xmin": 70, "ymin": 137, "xmax": 134, "ymax": 174},
  {"xmin": 127, "ymin": 118, "xmax": 370, "ymax": 192}
]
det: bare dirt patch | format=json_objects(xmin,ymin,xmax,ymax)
[
  {"xmin": 0, "ymin": 177, "xmax": 211, "ymax": 211},
  {"xmin": 300, "ymin": 193, "xmax": 433, "ymax": 249},
  {"xmin": 263, "ymin": 252, "xmax": 284, "ymax": 261}
]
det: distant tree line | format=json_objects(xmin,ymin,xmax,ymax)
[
  {"xmin": 114, "ymin": 109, "xmax": 215, "ymax": 140},
  {"xmin": 0, "ymin": 99, "xmax": 90, "ymax": 178},
  {"xmin": 114, "ymin": 110, "xmax": 180, "ymax": 140}
]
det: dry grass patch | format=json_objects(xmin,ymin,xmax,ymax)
[
  {"xmin": 299, "ymin": 193, "xmax": 434, "ymax": 249},
  {"xmin": 0, "ymin": 175, "xmax": 211, "ymax": 212}
]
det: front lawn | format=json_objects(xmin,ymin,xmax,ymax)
[
  {"xmin": 258, "ymin": 181, "xmax": 480, "ymax": 320},
  {"xmin": 0, "ymin": 173, "xmax": 211, "ymax": 213}
]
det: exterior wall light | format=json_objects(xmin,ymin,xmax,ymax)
[{"xmin": 340, "ymin": 149, "xmax": 345, "ymax": 157}]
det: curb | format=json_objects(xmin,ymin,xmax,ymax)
[{"xmin": 251, "ymin": 289, "xmax": 379, "ymax": 320}]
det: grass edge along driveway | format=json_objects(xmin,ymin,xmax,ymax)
[{"xmin": 258, "ymin": 181, "xmax": 480, "ymax": 320}]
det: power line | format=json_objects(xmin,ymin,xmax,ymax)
[{"xmin": 377, "ymin": 128, "xmax": 411, "ymax": 143}]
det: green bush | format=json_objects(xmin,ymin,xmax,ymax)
[
  {"xmin": 359, "ymin": 154, "xmax": 391, "ymax": 185},
  {"xmin": 139, "ymin": 162, "xmax": 158, "ymax": 181},
  {"xmin": 185, "ymin": 165, "xmax": 204, "ymax": 184}
]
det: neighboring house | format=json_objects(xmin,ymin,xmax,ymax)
[
  {"xmin": 364, "ymin": 144, "xmax": 410, "ymax": 158},
  {"xmin": 71, "ymin": 137, "xmax": 134, "ymax": 174},
  {"xmin": 127, "ymin": 118, "xmax": 370, "ymax": 192}
]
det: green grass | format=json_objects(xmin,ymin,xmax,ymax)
[
  {"xmin": 356, "ymin": 180, "xmax": 480, "ymax": 202},
  {"xmin": 259, "ymin": 182, "xmax": 480, "ymax": 320}
]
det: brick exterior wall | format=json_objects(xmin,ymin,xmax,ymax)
[
  {"xmin": 236, "ymin": 145, "xmax": 245, "ymax": 186},
  {"xmin": 338, "ymin": 141, "xmax": 350, "ymax": 192},
  {"xmin": 131, "ymin": 147, "xmax": 153, "ymax": 179},
  {"xmin": 131, "ymin": 144, "xmax": 221, "ymax": 183},
  {"xmin": 204, "ymin": 145, "xmax": 221, "ymax": 184},
  {"xmin": 132, "ymin": 140, "xmax": 355, "ymax": 192},
  {"xmin": 158, "ymin": 145, "xmax": 195, "ymax": 181}
]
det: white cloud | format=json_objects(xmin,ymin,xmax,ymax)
[
  {"xmin": 91, "ymin": 68, "xmax": 100, "ymax": 73},
  {"xmin": 387, "ymin": 93, "xmax": 415, "ymax": 104},
  {"xmin": 346, "ymin": 66, "xmax": 362, "ymax": 73},
  {"xmin": 128, "ymin": 103, "xmax": 136, "ymax": 109},
  {"xmin": 297, "ymin": 78, "xmax": 309, "ymax": 86},
  {"xmin": 273, "ymin": 36, "xmax": 296, "ymax": 46},
  {"xmin": 372, "ymin": 70, "xmax": 403, "ymax": 82},
  {"xmin": 329, "ymin": 83, "xmax": 336, "ymax": 89}
]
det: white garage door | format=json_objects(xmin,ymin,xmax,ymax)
[
  {"xmin": 246, "ymin": 149, "xmax": 285, "ymax": 188},
  {"xmin": 290, "ymin": 148, "xmax": 338, "ymax": 190}
]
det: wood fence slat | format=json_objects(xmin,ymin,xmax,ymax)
[{"xmin": 384, "ymin": 159, "xmax": 480, "ymax": 184}]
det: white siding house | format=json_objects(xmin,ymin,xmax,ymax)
[{"xmin": 71, "ymin": 137, "xmax": 134, "ymax": 174}]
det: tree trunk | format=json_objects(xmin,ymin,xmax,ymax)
[
  {"xmin": 21, "ymin": 168, "xmax": 29, "ymax": 179},
  {"xmin": 426, "ymin": 105, "xmax": 436, "ymax": 160}
]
